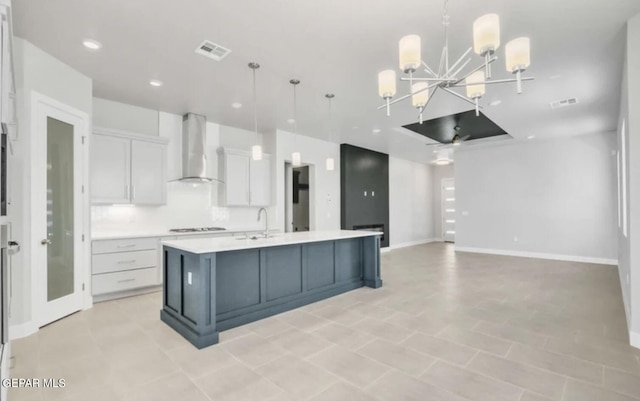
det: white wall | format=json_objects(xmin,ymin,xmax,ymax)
[
  {"xmin": 389, "ymin": 157, "xmax": 436, "ymax": 248},
  {"xmin": 274, "ymin": 130, "xmax": 340, "ymax": 232},
  {"xmin": 455, "ymin": 132, "xmax": 618, "ymax": 264},
  {"xmin": 432, "ymin": 164, "xmax": 455, "ymax": 240},
  {"xmin": 91, "ymin": 104, "xmax": 274, "ymax": 233},
  {"xmin": 621, "ymin": 13, "xmax": 640, "ymax": 348},
  {"xmin": 93, "ymin": 97, "xmax": 158, "ymax": 136},
  {"xmin": 12, "ymin": 38, "xmax": 92, "ymax": 329}
]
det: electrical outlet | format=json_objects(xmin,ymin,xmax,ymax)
[{"xmin": 188, "ymin": 272, "xmax": 192, "ymax": 285}]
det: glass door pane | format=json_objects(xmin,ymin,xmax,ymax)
[{"xmin": 46, "ymin": 117, "xmax": 75, "ymax": 302}]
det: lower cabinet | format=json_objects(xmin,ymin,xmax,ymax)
[{"xmin": 91, "ymin": 237, "xmax": 161, "ymax": 298}]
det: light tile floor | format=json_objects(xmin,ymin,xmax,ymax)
[{"xmin": 8, "ymin": 243, "xmax": 640, "ymax": 401}]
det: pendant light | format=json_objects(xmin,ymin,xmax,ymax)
[
  {"xmin": 325, "ymin": 93, "xmax": 335, "ymax": 171},
  {"xmin": 249, "ymin": 62, "xmax": 263, "ymax": 160},
  {"xmin": 290, "ymin": 79, "xmax": 301, "ymax": 167}
]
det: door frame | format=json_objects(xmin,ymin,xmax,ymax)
[{"xmin": 30, "ymin": 91, "xmax": 91, "ymax": 328}]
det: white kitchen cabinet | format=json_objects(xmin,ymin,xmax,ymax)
[
  {"xmin": 91, "ymin": 134, "xmax": 131, "ymax": 204},
  {"xmin": 91, "ymin": 128, "xmax": 168, "ymax": 205},
  {"xmin": 131, "ymin": 140, "xmax": 167, "ymax": 204},
  {"xmin": 224, "ymin": 152, "xmax": 251, "ymax": 206},
  {"xmin": 219, "ymin": 148, "xmax": 272, "ymax": 207},
  {"xmin": 91, "ymin": 237, "xmax": 160, "ymax": 299}
]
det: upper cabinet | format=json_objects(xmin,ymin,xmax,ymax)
[
  {"xmin": 218, "ymin": 148, "xmax": 271, "ymax": 207},
  {"xmin": 91, "ymin": 129, "xmax": 168, "ymax": 205}
]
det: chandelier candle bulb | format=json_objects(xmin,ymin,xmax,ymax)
[
  {"xmin": 506, "ymin": 37, "xmax": 531, "ymax": 94},
  {"xmin": 399, "ymin": 35, "xmax": 422, "ymax": 73},
  {"xmin": 378, "ymin": 70, "xmax": 397, "ymax": 98},
  {"xmin": 411, "ymin": 82, "xmax": 429, "ymax": 108},
  {"xmin": 473, "ymin": 14, "xmax": 501, "ymax": 56},
  {"xmin": 466, "ymin": 70, "xmax": 486, "ymax": 116},
  {"xmin": 378, "ymin": 69, "xmax": 397, "ymax": 116},
  {"xmin": 506, "ymin": 37, "xmax": 531, "ymax": 72}
]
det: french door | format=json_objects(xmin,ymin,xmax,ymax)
[
  {"xmin": 31, "ymin": 93, "xmax": 87, "ymax": 327},
  {"xmin": 441, "ymin": 178, "xmax": 456, "ymax": 243}
]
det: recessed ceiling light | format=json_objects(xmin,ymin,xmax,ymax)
[
  {"xmin": 231, "ymin": 102, "xmax": 242, "ymax": 109},
  {"xmin": 149, "ymin": 80, "xmax": 163, "ymax": 87},
  {"xmin": 489, "ymin": 100, "xmax": 502, "ymax": 106},
  {"xmin": 527, "ymin": 135, "xmax": 535, "ymax": 139},
  {"xmin": 82, "ymin": 39, "xmax": 102, "ymax": 50},
  {"xmin": 287, "ymin": 118, "xmax": 295, "ymax": 124},
  {"xmin": 372, "ymin": 128, "xmax": 381, "ymax": 134},
  {"xmin": 352, "ymin": 126, "xmax": 359, "ymax": 130}
]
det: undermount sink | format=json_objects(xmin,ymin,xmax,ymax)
[{"xmin": 235, "ymin": 234, "xmax": 279, "ymax": 240}]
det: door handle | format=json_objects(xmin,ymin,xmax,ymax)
[
  {"xmin": 41, "ymin": 239, "xmax": 51, "ymax": 245},
  {"xmin": 8, "ymin": 241, "xmax": 19, "ymax": 255}
]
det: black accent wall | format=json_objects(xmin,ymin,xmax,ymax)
[{"xmin": 340, "ymin": 144, "xmax": 390, "ymax": 247}]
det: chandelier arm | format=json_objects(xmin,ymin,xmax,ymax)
[
  {"xmin": 445, "ymin": 47, "xmax": 472, "ymax": 78},
  {"xmin": 421, "ymin": 61, "xmax": 438, "ymax": 78},
  {"xmin": 376, "ymin": 83, "xmax": 439, "ymax": 110},
  {"xmin": 451, "ymin": 76, "xmax": 535, "ymax": 87},
  {"xmin": 400, "ymin": 77, "xmax": 449, "ymax": 82},
  {"xmin": 453, "ymin": 57, "xmax": 497, "ymax": 85},
  {"xmin": 441, "ymin": 87, "xmax": 481, "ymax": 107},
  {"xmin": 421, "ymin": 86, "xmax": 438, "ymax": 109},
  {"xmin": 446, "ymin": 58, "xmax": 472, "ymax": 81}
]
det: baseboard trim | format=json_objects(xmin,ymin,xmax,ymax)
[
  {"xmin": 454, "ymin": 246, "xmax": 618, "ymax": 266},
  {"xmin": 389, "ymin": 238, "xmax": 439, "ymax": 250},
  {"xmin": 9, "ymin": 321, "xmax": 38, "ymax": 340},
  {"xmin": 630, "ymin": 331, "xmax": 640, "ymax": 350}
]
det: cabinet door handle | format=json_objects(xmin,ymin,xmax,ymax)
[
  {"xmin": 117, "ymin": 260, "xmax": 137, "ymax": 264},
  {"xmin": 125, "ymin": 185, "xmax": 129, "ymax": 199},
  {"xmin": 117, "ymin": 278, "xmax": 136, "ymax": 284},
  {"xmin": 364, "ymin": 191, "xmax": 367, "ymax": 197},
  {"xmin": 117, "ymin": 244, "xmax": 136, "ymax": 249},
  {"xmin": 131, "ymin": 185, "xmax": 136, "ymax": 200}
]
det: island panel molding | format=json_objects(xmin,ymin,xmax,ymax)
[{"xmin": 160, "ymin": 230, "xmax": 382, "ymax": 348}]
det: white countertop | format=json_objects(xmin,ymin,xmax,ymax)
[
  {"xmin": 92, "ymin": 227, "xmax": 276, "ymax": 241},
  {"xmin": 161, "ymin": 230, "xmax": 382, "ymax": 254}
]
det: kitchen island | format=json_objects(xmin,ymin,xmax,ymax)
[{"xmin": 160, "ymin": 230, "xmax": 382, "ymax": 348}]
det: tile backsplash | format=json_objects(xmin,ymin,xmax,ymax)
[{"xmin": 91, "ymin": 181, "xmax": 270, "ymax": 233}]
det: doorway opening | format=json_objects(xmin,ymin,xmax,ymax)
[{"xmin": 284, "ymin": 164, "xmax": 311, "ymax": 232}]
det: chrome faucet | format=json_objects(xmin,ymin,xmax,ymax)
[{"xmin": 257, "ymin": 207, "xmax": 269, "ymax": 238}]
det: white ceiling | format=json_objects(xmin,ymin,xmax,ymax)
[{"xmin": 13, "ymin": 0, "xmax": 640, "ymax": 163}]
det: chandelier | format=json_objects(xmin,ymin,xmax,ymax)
[{"xmin": 377, "ymin": 0, "xmax": 534, "ymax": 122}]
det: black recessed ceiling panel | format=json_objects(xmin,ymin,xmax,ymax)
[{"xmin": 403, "ymin": 110, "xmax": 509, "ymax": 144}]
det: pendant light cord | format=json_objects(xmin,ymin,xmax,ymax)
[{"xmin": 252, "ymin": 67, "xmax": 259, "ymax": 142}]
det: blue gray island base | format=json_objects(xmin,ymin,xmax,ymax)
[{"xmin": 160, "ymin": 235, "xmax": 382, "ymax": 348}]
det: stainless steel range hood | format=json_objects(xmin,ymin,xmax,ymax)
[{"xmin": 178, "ymin": 113, "xmax": 223, "ymax": 183}]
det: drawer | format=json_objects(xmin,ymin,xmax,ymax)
[
  {"xmin": 92, "ymin": 237, "xmax": 158, "ymax": 254},
  {"xmin": 92, "ymin": 267, "xmax": 158, "ymax": 295},
  {"xmin": 92, "ymin": 250, "xmax": 156, "ymax": 274}
]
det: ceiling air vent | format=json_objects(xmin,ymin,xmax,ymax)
[
  {"xmin": 549, "ymin": 97, "xmax": 579, "ymax": 110},
  {"xmin": 195, "ymin": 40, "xmax": 231, "ymax": 61}
]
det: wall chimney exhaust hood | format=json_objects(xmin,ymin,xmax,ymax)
[{"xmin": 177, "ymin": 113, "xmax": 224, "ymax": 184}]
